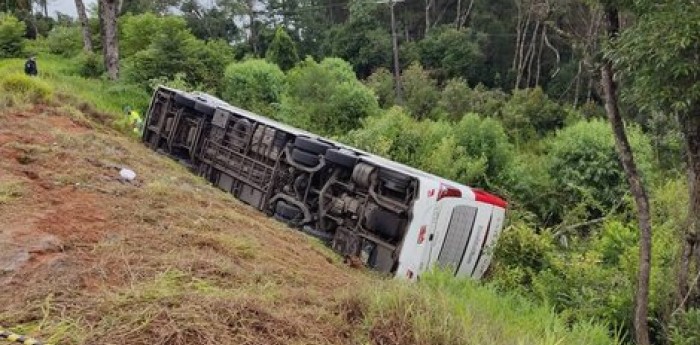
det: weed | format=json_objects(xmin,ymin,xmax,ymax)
[
  {"xmin": 0, "ymin": 73, "xmax": 53, "ymax": 103},
  {"xmin": 0, "ymin": 179, "xmax": 24, "ymax": 204}
]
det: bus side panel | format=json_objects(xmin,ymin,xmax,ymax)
[{"xmin": 471, "ymin": 206, "xmax": 505, "ymax": 279}]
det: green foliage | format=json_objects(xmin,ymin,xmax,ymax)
[
  {"xmin": 119, "ymin": 13, "xmax": 188, "ymax": 59},
  {"xmin": 438, "ymin": 78, "xmax": 472, "ymax": 120},
  {"xmin": 0, "ymin": 12, "xmax": 26, "ymax": 58},
  {"xmin": 401, "ymin": 62, "xmax": 439, "ymax": 120},
  {"xmin": 612, "ymin": 1, "xmax": 700, "ymax": 115},
  {"xmin": 419, "ymin": 26, "xmax": 486, "ymax": 83},
  {"xmin": 345, "ymin": 108, "xmax": 513, "ymax": 188},
  {"xmin": 492, "ymin": 225, "xmax": 554, "ymax": 292},
  {"xmin": 265, "ymin": 27, "xmax": 299, "ymax": 71},
  {"xmin": 669, "ymin": 309, "xmax": 700, "ymax": 345},
  {"xmin": 281, "ymin": 57, "xmax": 379, "ymax": 135},
  {"xmin": 123, "ymin": 28, "xmax": 233, "ymax": 92},
  {"xmin": 76, "ymin": 51, "xmax": 104, "ymax": 78},
  {"xmin": 546, "ymin": 119, "xmax": 654, "ymax": 222},
  {"xmin": 0, "ymin": 72, "xmax": 53, "ymax": 103},
  {"xmin": 500, "ymin": 87, "xmax": 565, "ymax": 143},
  {"xmin": 365, "ymin": 67, "xmax": 395, "ymax": 109},
  {"xmin": 221, "ymin": 59, "xmax": 286, "ymax": 116},
  {"xmin": 353, "ymin": 269, "xmax": 619, "ymax": 345},
  {"xmin": 46, "ymin": 26, "xmax": 82, "ymax": 57}
]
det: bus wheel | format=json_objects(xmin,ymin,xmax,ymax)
[
  {"xmin": 294, "ymin": 137, "xmax": 332, "ymax": 155},
  {"xmin": 291, "ymin": 148, "xmax": 320, "ymax": 167},
  {"xmin": 325, "ymin": 149, "xmax": 358, "ymax": 169}
]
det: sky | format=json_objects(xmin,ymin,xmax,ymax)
[{"xmin": 47, "ymin": 0, "xmax": 97, "ymax": 17}]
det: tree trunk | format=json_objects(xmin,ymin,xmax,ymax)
[
  {"xmin": 99, "ymin": 0, "xmax": 120, "ymax": 80},
  {"xmin": 74, "ymin": 0, "xmax": 93, "ymax": 52},
  {"xmin": 678, "ymin": 107, "xmax": 700, "ymax": 309},
  {"xmin": 601, "ymin": 6, "xmax": 651, "ymax": 345}
]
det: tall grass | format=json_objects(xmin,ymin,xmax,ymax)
[
  {"xmin": 347, "ymin": 269, "xmax": 621, "ymax": 345},
  {"xmin": 0, "ymin": 54, "xmax": 149, "ymax": 116}
]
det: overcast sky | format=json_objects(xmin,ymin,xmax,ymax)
[{"xmin": 47, "ymin": 0, "xmax": 97, "ymax": 17}]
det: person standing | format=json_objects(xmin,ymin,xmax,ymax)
[{"xmin": 24, "ymin": 56, "xmax": 38, "ymax": 76}]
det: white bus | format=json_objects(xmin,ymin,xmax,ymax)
[{"xmin": 142, "ymin": 86, "xmax": 507, "ymax": 280}]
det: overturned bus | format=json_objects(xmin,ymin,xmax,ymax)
[{"xmin": 141, "ymin": 86, "xmax": 508, "ymax": 280}]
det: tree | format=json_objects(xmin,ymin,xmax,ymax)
[
  {"xmin": 99, "ymin": 0, "xmax": 120, "ymax": 80},
  {"xmin": 119, "ymin": 13, "xmax": 188, "ymax": 58},
  {"xmin": 222, "ymin": 59, "xmax": 286, "ymax": 115},
  {"xmin": 401, "ymin": 62, "xmax": 439, "ymax": 120},
  {"xmin": 280, "ymin": 57, "xmax": 379, "ymax": 136},
  {"xmin": 0, "ymin": 12, "xmax": 26, "ymax": 58},
  {"xmin": 265, "ymin": 26, "xmax": 299, "ymax": 71},
  {"xmin": 74, "ymin": 0, "xmax": 93, "ymax": 52},
  {"xmin": 611, "ymin": 0, "xmax": 700, "ymax": 313},
  {"xmin": 600, "ymin": 6, "xmax": 652, "ymax": 344}
]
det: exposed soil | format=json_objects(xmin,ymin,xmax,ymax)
[{"xmin": 0, "ymin": 104, "xmax": 371, "ymax": 344}]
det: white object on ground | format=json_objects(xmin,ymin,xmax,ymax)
[{"xmin": 119, "ymin": 168, "xmax": 136, "ymax": 181}]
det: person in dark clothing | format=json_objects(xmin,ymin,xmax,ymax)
[{"xmin": 24, "ymin": 56, "xmax": 38, "ymax": 76}]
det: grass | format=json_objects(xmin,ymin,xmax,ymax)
[
  {"xmin": 0, "ymin": 178, "xmax": 25, "ymax": 204},
  {"xmin": 0, "ymin": 54, "xmax": 149, "ymax": 118},
  {"xmin": 346, "ymin": 269, "xmax": 621, "ymax": 345}
]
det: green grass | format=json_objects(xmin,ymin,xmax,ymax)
[
  {"xmin": 0, "ymin": 54, "xmax": 149, "ymax": 117},
  {"xmin": 346, "ymin": 269, "xmax": 621, "ymax": 345}
]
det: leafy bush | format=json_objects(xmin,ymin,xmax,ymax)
[
  {"xmin": 221, "ymin": 59, "xmax": 286, "ymax": 116},
  {"xmin": 265, "ymin": 27, "xmax": 299, "ymax": 71},
  {"xmin": 419, "ymin": 26, "xmax": 486, "ymax": 83},
  {"xmin": 76, "ymin": 51, "xmax": 104, "ymax": 78},
  {"xmin": 0, "ymin": 72, "xmax": 53, "ymax": 103},
  {"xmin": 120, "ymin": 13, "xmax": 188, "ymax": 58},
  {"xmin": 46, "ymin": 26, "xmax": 82, "ymax": 57},
  {"xmin": 438, "ymin": 79, "xmax": 509, "ymax": 120},
  {"xmin": 669, "ymin": 309, "xmax": 700, "ymax": 345},
  {"xmin": 124, "ymin": 30, "xmax": 233, "ymax": 92},
  {"xmin": 401, "ymin": 62, "xmax": 439, "ymax": 120},
  {"xmin": 365, "ymin": 67, "xmax": 395, "ymax": 109},
  {"xmin": 546, "ymin": 119, "xmax": 654, "ymax": 223},
  {"xmin": 500, "ymin": 87, "xmax": 565, "ymax": 143},
  {"xmin": 0, "ymin": 12, "xmax": 26, "ymax": 58},
  {"xmin": 280, "ymin": 57, "xmax": 379, "ymax": 136}
]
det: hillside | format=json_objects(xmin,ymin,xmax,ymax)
[{"xmin": 0, "ymin": 58, "xmax": 617, "ymax": 345}]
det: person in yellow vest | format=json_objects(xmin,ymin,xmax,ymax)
[{"xmin": 122, "ymin": 106, "xmax": 143, "ymax": 135}]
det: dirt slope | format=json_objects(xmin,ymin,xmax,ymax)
[{"xmin": 0, "ymin": 104, "xmax": 366, "ymax": 345}]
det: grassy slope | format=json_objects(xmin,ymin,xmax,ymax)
[{"xmin": 0, "ymin": 54, "xmax": 619, "ymax": 345}]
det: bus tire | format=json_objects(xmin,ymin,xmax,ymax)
[
  {"xmin": 325, "ymin": 149, "xmax": 357, "ymax": 169},
  {"xmin": 294, "ymin": 137, "xmax": 332, "ymax": 155},
  {"xmin": 275, "ymin": 201, "xmax": 301, "ymax": 220},
  {"xmin": 291, "ymin": 148, "xmax": 320, "ymax": 167}
]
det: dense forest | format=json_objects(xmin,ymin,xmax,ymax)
[{"xmin": 1, "ymin": 0, "xmax": 699, "ymax": 344}]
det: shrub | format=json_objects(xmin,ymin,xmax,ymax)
[
  {"xmin": 221, "ymin": 59, "xmax": 286, "ymax": 116},
  {"xmin": 0, "ymin": 12, "xmax": 26, "ymax": 58},
  {"xmin": 0, "ymin": 73, "xmax": 53, "ymax": 103},
  {"xmin": 669, "ymin": 309, "xmax": 700, "ymax": 345},
  {"xmin": 418, "ymin": 26, "xmax": 486, "ymax": 83},
  {"xmin": 546, "ymin": 119, "xmax": 654, "ymax": 222},
  {"xmin": 500, "ymin": 87, "xmax": 565, "ymax": 143},
  {"xmin": 265, "ymin": 27, "xmax": 299, "ymax": 71},
  {"xmin": 120, "ymin": 13, "xmax": 188, "ymax": 58},
  {"xmin": 365, "ymin": 67, "xmax": 395, "ymax": 109},
  {"xmin": 46, "ymin": 26, "xmax": 82, "ymax": 57},
  {"xmin": 280, "ymin": 57, "xmax": 379, "ymax": 135},
  {"xmin": 76, "ymin": 51, "xmax": 105, "ymax": 78},
  {"xmin": 401, "ymin": 62, "xmax": 439, "ymax": 120}
]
